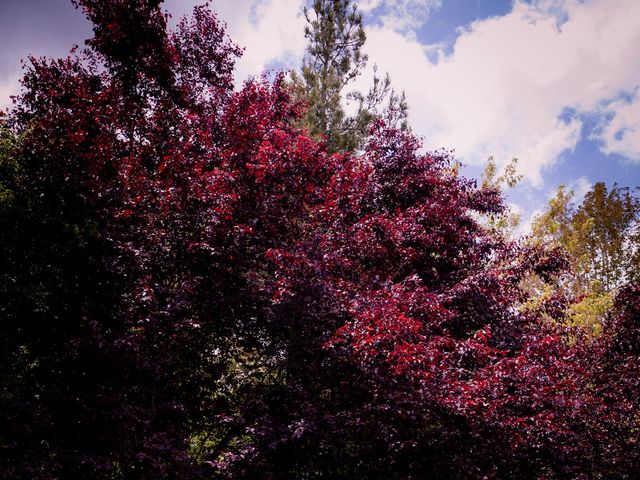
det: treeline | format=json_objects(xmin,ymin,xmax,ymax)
[{"xmin": 1, "ymin": 1, "xmax": 640, "ymax": 479}]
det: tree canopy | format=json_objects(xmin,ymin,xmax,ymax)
[
  {"xmin": 532, "ymin": 182, "xmax": 640, "ymax": 293},
  {"xmin": 1, "ymin": 1, "xmax": 640, "ymax": 479}
]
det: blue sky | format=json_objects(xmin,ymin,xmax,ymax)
[{"xmin": 1, "ymin": 0, "xmax": 639, "ymax": 231}]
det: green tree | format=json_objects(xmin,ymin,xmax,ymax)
[
  {"xmin": 479, "ymin": 156, "xmax": 523, "ymax": 238},
  {"xmin": 532, "ymin": 182, "xmax": 639, "ymax": 293},
  {"xmin": 293, "ymin": 0, "xmax": 407, "ymax": 153},
  {"xmin": 0, "ymin": 121, "xmax": 19, "ymax": 212},
  {"xmin": 530, "ymin": 182, "xmax": 639, "ymax": 337},
  {"xmin": 530, "ymin": 185, "xmax": 577, "ymax": 263},
  {"xmin": 575, "ymin": 182, "xmax": 639, "ymax": 291}
]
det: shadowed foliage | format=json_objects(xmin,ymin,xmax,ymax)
[{"xmin": 1, "ymin": 1, "xmax": 639, "ymax": 479}]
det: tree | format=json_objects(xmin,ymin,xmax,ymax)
[
  {"xmin": 532, "ymin": 182, "xmax": 639, "ymax": 293},
  {"xmin": 529, "ymin": 182, "xmax": 640, "ymax": 339},
  {"xmin": 479, "ymin": 156, "xmax": 523, "ymax": 237},
  {"xmin": 293, "ymin": 0, "xmax": 407, "ymax": 153},
  {"xmin": 1, "ymin": 2, "xmax": 248, "ymax": 477},
  {"xmin": 2, "ymin": 1, "xmax": 640, "ymax": 479},
  {"xmin": 575, "ymin": 183, "xmax": 639, "ymax": 291}
]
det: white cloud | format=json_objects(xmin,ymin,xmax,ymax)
[
  {"xmin": 569, "ymin": 175, "xmax": 593, "ymax": 202},
  {"xmin": 358, "ymin": 0, "xmax": 442, "ymax": 35},
  {"xmin": 376, "ymin": 0, "xmax": 442, "ymax": 33},
  {"xmin": 358, "ymin": 0, "xmax": 384, "ymax": 12},
  {"xmin": 519, "ymin": 207, "xmax": 542, "ymax": 235},
  {"xmin": 351, "ymin": 0, "xmax": 640, "ymax": 185},
  {"xmin": 597, "ymin": 92, "xmax": 640, "ymax": 161},
  {"xmin": 222, "ymin": 0, "xmax": 306, "ymax": 84},
  {"xmin": 0, "ymin": 74, "xmax": 19, "ymax": 111},
  {"xmin": 167, "ymin": 0, "xmax": 306, "ymax": 85}
]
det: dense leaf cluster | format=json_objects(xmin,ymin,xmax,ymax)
[{"xmin": 1, "ymin": 2, "xmax": 640, "ymax": 479}]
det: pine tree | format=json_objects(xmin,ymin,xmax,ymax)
[{"xmin": 293, "ymin": 0, "xmax": 407, "ymax": 153}]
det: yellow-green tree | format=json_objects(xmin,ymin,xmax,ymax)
[
  {"xmin": 532, "ymin": 182, "xmax": 639, "ymax": 293},
  {"xmin": 479, "ymin": 156, "xmax": 523, "ymax": 238},
  {"xmin": 530, "ymin": 182, "xmax": 639, "ymax": 336}
]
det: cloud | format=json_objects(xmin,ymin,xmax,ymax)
[
  {"xmin": 215, "ymin": 0, "xmax": 306, "ymax": 85},
  {"xmin": 596, "ymin": 91, "xmax": 640, "ymax": 161},
  {"xmin": 166, "ymin": 0, "xmax": 306, "ymax": 86},
  {"xmin": 363, "ymin": 0, "xmax": 442, "ymax": 33},
  {"xmin": 0, "ymin": 73, "xmax": 20, "ymax": 111},
  {"xmin": 570, "ymin": 175, "xmax": 593, "ymax": 202},
  {"xmin": 518, "ymin": 207, "xmax": 541, "ymax": 235},
  {"xmin": 352, "ymin": 0, "xmax": 640, "ymax": 186}
]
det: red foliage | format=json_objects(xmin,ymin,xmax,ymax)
[{"xmin": 1, "ymin": 1, "xmax": 639, "ymax": 479}]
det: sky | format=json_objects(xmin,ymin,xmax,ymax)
[{"xmin": 1, "ymin": 0, "xmax": 639, "ymax": 232}]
